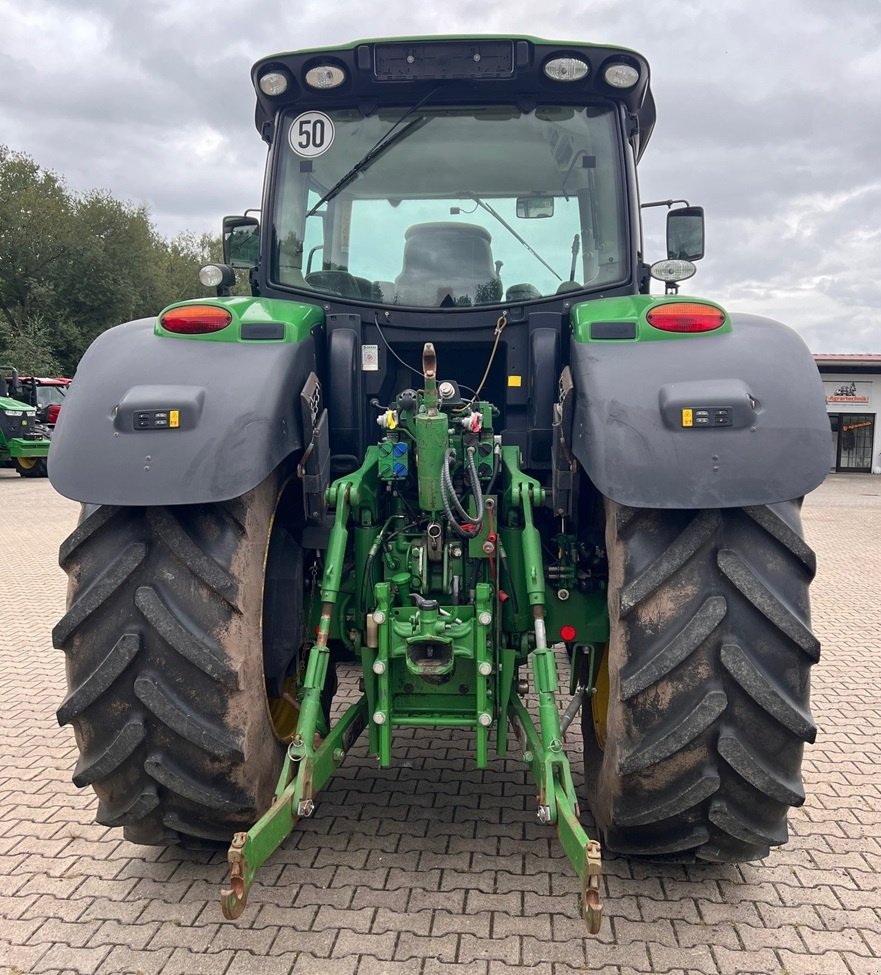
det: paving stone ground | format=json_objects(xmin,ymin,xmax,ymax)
[{"xmin": 1, "ymin": 470, "xmax": 879, "ymax": 975}]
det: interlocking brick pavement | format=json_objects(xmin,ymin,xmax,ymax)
[{"xmin": 1, "ymin": 469, "xmax": 880, "ymax": 974}]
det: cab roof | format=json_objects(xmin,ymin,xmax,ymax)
[{"xmin": 251, "ymin": 36, "xmax": 656, "ymax": 159}]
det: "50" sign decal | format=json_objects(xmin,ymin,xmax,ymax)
[{"xmin": 289, "ymin": 111, "xmax": 335, "ymax": 158}]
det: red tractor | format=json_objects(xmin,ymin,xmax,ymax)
[{"xmin": 11, "ymin": 376, "xmax": 71, "ymax": 427}]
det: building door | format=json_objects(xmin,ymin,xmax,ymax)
[{"xmin": 830, "ymin": 413, "xmax": 875, "ymax": 472}]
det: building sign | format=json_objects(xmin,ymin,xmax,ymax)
[{"xmin": 825, "ymin": 380, "xmax": 871, "ymax": 406}]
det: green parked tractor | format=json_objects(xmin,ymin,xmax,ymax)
[
  {"xmin": 50, "ymin": 37, "xmax": 831, "ymax": 932},
  {"xmin": 0, "ymin": 368, "xmax": 52, "ymax": 477}
]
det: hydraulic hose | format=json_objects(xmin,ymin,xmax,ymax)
[
  {"xmin": 360, "ymin": 514, "xmax": 404, "ymax": 609},
  {"xmin": 465, "ymin": 446, "xmax": 483, "ymax": 521},
  {"xmin": 442, "ymin": 449, "xmax": 472, "ymax": 524},
  {"xmin": 440, "ymin": 447, "xmax": 484, "ymax": 538}
]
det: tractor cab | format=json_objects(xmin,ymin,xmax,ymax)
[
  {"xmin": 215, "ymin": 39, "xmax": 689, "ymax": 476},
  {"xmin": 225, "ymin": 38, "xmax": 661, "ymax": 317}
]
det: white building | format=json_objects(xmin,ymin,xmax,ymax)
[{"xmin": 815, "ymin": 355, "xmax": 881, "ymax": 475}]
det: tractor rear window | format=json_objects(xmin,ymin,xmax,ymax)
[
  {"xmin": 36, "ymin": 385, "xmax": 67, "ymax": 409},
  {"xmin": 270, "ymin": 104, "xmax": 627, "ymax": 308}
]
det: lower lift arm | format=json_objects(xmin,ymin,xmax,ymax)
[
  {"xmin": 221, "ymin": 475, "xmax": 369, "ymax": 920},
  {"xmin": 504, "ymin": 458, "xmax": 603, "ymax": 933}
]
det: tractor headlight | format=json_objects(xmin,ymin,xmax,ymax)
[
  {"xmin": 603, "ymin": 62, "xmax": 640, "ymax": 88},
  {"xmin": 543, "ymin": 56, "xmax": 589, "ymax": 82},
  {"xmin": 305, "ymin": 64, "xmax": 346, "ymax": 89},
  {"xmin": 650, "ymin": 259, "xmax": 697, "ymax": 284},
  {"xmin": 199, "ymin": 264, "xmax": 236, "ymax": 289},
  {"xmin": 258, "ymin": 71, "xmax": 289, "ymax": 96}
]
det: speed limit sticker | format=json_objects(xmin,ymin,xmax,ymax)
[{"xmin": 289, "ymin": 111, "xmax": 335, "ymax": 158}]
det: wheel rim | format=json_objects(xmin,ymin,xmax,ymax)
[
  {"xmin": 262, "ymin": 482, "xmax": 305, "ymax": 740},
  {"xmin": 591, "ymin": 645, "xmax": 610, "ymax": 751},
  {"xmin": 17, "ymin": 457, "xmax": 37, "ymax": 470},
  {"xmin": 268, "ymin": 674, "xmax": 302, "ymax": 739}
]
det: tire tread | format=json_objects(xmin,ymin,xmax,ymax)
[
  {"xmin": 53, "ymin": 543, "xmax": 146, "ymax": 645},
  {"xmin": 717, "ymin": 549, "xmax": 820, "ymax": 661},
  {"xmin": 56, "ymin": 633, "xmax": 140, "ymax": 727},
  {"xmin": 54, "ymin": 476, "xmax": 291, "ymax": 845},
  {"xmin": 134, "ymin": 586, "xmax": 240, "ymax": 687},
  {"xmin": 72, "ymin": 717, "xmax": 146, "ymax": 787},
  {"xmin": 583, "ymin": 500, "xmax": 818, "ymax": 862},
  {"xmin": 134, "ymin": 674, "xmax": 244, "ymax": 761},
  {"xmin": 720, "ymin": 642, "xmax": 817, "ymax": 743},
  {"xmin": 146, "ymin": 509, "xmax": 241, "ymax": 609}
]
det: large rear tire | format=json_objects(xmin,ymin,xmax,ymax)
[
  {"xmin": 582, "ymin": 500, "xmax": 819, "ymax": 862},
  {"xmin": 53, "ymin": 468, "xmax": 307, "ymax": 845}
]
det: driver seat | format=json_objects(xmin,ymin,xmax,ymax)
[{"xmin": 394, "ymin": 223, "xmax": 501, "ymax": 306}]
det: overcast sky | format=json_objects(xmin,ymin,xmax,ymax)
[{"xmin": 1, "ymin": 0, "xmax": 879, "ymax": 352}]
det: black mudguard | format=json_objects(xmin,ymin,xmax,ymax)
[
  {"xmin": 49, "ymin": 319, "xmax": 316, "ymax": 506},
  {"xmin": 568, "ymin": 313, "xmax": 831, "ymax": 508}
]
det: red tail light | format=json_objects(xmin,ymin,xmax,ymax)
[
  {"xmin": 47, "ymin": 404, "xmax": 61, "ymax": 424},
  {"xmin": 646, "ymin": 302, "xmax": 726, "ymax": 333},
  {"xmin": 160, "ymin": 305, "xmax": 232, "ymax": 334}
]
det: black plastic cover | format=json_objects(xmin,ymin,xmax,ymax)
[
  {"xmin": 242, "ymin": 321, "xmax": 285, "ymax": 340},
  {"xmin": 568, "ymin": 313, "xmax": 831, "ymax": 508},
  {"xmin": 527, "ymin": 324, "xmax": 559, "ymax": 466},
  {"xmin": 590, "ymin": 321, "xmax": 637, "ymax": 340},
  {"xmin": 325, "ymin": 316, "xmax": 364, "ymax": 470},
  {"xmin": 49, "ymin": 319, "xmax": 316, "ymax": 506},
  {"xmin": 374, "ymin": 41, "xmax": 514, "ymax": 80}
]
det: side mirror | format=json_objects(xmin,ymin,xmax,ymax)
[
  {"xmin": 667, "ymin": 206, "xmax": 704, "ymax": 261},
  {"xmin": 223, "ymin": 215, "xmax": 260, "ymax": 268}
]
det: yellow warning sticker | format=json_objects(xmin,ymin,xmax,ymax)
[
  {"xmin": 508, "ymin": 375, "xmax": 522, "ymax": 388},
  {"xmin": 169, "ymin": 410, "xmax": 180, "ymax": 428},
  {"xmin": 681, "ymin": 408, "xmax": 693, "ymax": 428}
]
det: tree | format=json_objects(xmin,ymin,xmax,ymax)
[
  {"xmin": 0, "ymin": 147, "xmax": 73, "ymax": 370},
  {"xmin": 0, "ymin": 146, "xmax": 231, "ymax": 374},
  {"xmin": 0, "ymin": 314, "xmax": 61, "ymax": 375}
]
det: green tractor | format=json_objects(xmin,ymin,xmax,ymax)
[
  {"xmin": 7, "ymin": 375, "xmax": 70, "ymax": 428},
  {"xmin": 49, "ymin": 37, "xmax": 830, "ymax": 932},
  {"xmin": 0, "ymin": 367, "xmax": 52, "ymax": 477}
]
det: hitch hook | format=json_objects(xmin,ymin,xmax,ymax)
[{"xmin": 220, "ymin": 832, "xmax": 250, "ymax": 920}]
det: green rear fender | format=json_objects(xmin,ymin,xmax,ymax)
[
  {"xmin": 566, "ymin": 297, "xmax": 831, "ymax": 508},
  {"xmin": 48, "ymin": 298, "xmax": 324, "ymax": 506}
]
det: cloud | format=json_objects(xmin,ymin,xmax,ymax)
[{"xmin": 1, "ymin": 0, "xmax": 879, "ymax": 351}]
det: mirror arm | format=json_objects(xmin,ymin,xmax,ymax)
[{"xmin": 640, "ymin": 198, "xmax": 690, "ymax": 210}]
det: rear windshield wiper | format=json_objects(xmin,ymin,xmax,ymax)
[
  {"xmin": 305, "ymin": 92, "xmax": 438, "ymax": 218},
  {"xmin": 466, "ymin": 195, "xmax": 562, "ymax": 282}
]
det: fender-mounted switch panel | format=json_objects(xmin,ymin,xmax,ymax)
[
  {"xmin": 659, "ymin": 379, "xmax": 754, "ymax": 432},
  {"xmin": 681, "ymin": 407, "xmax": 732, "ymax": 428},
  {"xmin": 134, "ymin": 409, "xmax": 180, "ymax": 430},
  {"xmin": 115, "ymin": 386, "xmax": 202, "ymax": 434}
]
